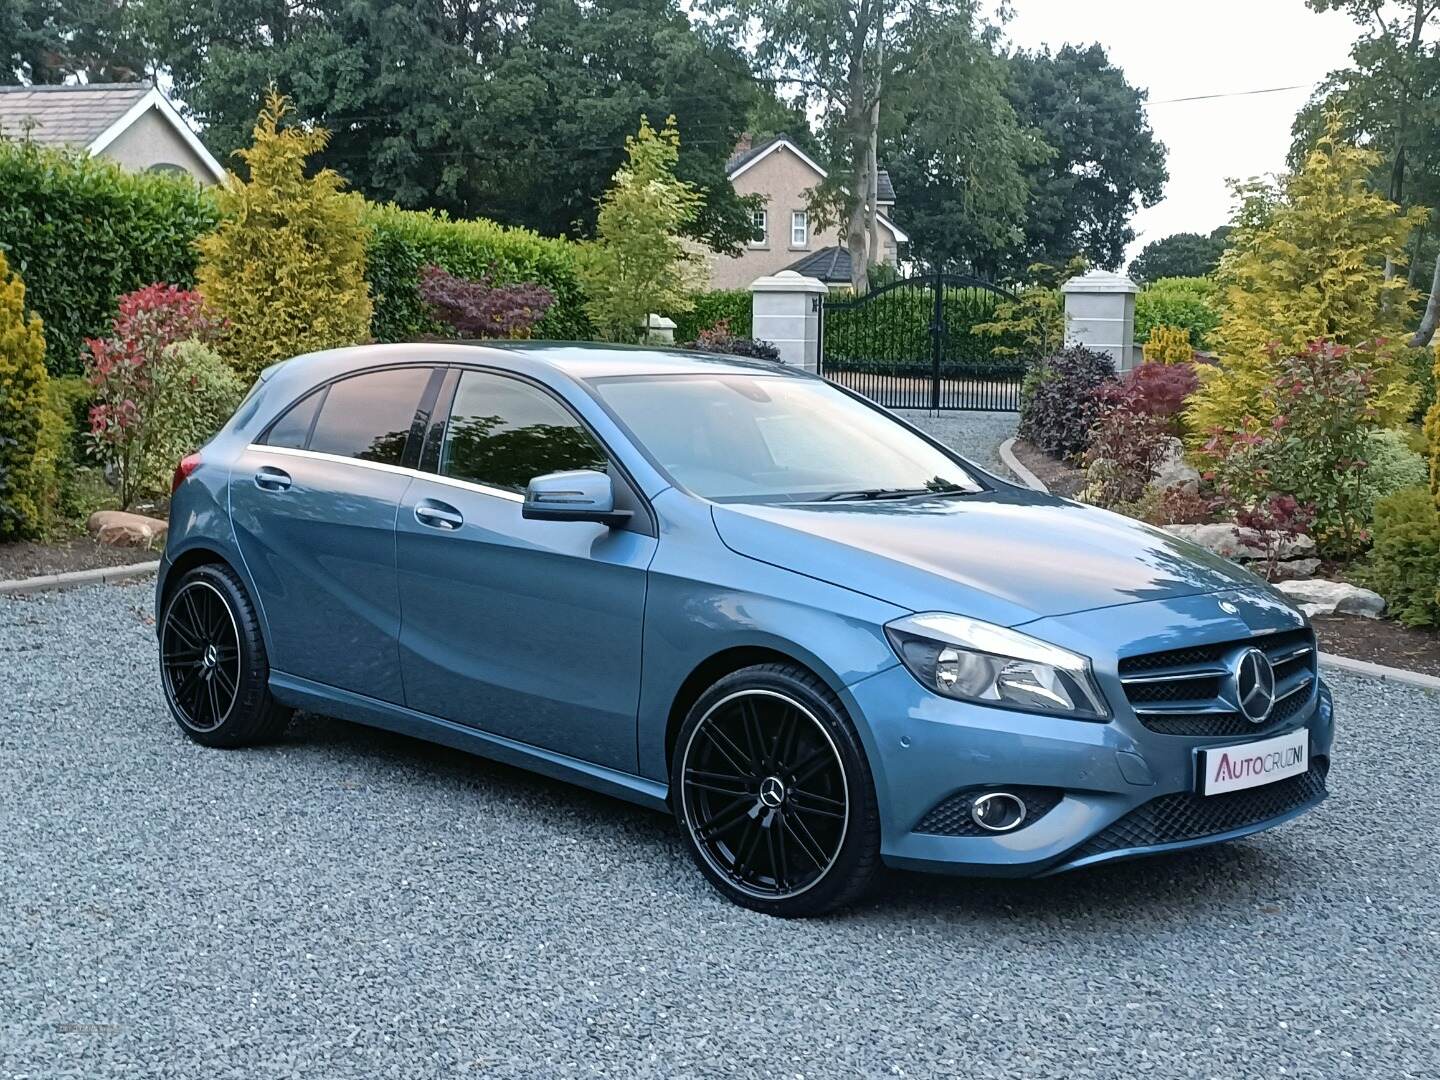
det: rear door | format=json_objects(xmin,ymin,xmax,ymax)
[
  {"xmin": 230, "ymin": 365, "xmax": 440, "ymax": 705},
  {"xmin": 396, "ymin": 368, "xmax": 655, "ymax": 772}
]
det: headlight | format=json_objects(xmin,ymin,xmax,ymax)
[{"xmin": 884, "ymin": 612, "xmax": 1109, "ymax": 720}]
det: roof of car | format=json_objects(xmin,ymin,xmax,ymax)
[{"xmin": 267, "ymin": 341, "xmax": 813, "ymax": 384}]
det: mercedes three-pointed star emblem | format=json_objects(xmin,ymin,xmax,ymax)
[{"xmin": 1232, "ymin": 647, "xmax": 1277, "ymax": 724}]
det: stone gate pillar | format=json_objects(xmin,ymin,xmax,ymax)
[
  {"xmin": 1061, "ymin": 270, "xmax": 1139, "ymax": 371},
  {"xmin": 749, "ymin": 270, "xmax": 827, "ymax": 372}
]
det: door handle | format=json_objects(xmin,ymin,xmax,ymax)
[
  {"xmin": 414, "ymin": 499, "xmax": 464, "ymax": 531},
  {"xmin": 254, "ymin": 466, "xmax": 292, "ymax": 491}
]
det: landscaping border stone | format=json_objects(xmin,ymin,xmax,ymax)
[
  {"xmin": 0, "ymin": 560, "xmax": 159, "ymax": 596},
  {"xmin": 999, "ymin": 438, "xmax": 1048, "ymax": 493}
]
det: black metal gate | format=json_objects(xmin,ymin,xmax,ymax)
[{"xmin": 818, "ymin": 272, "xmax": 1029, "ymax": 411}]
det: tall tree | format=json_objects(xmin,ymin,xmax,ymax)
[
  {"xmin": 1, "ymin": 0, "xmax": 148, "ymax": 83},
  {"xmin": 1004, "ymin": 44, "xmax": 1168, "ymax": 274},
  {"xmin": 140, "ymin": 0, "xmax": 761, "ymax": 250},
  {"xmin": 1127, "ymin": 227, "xmax": 1231, "ymax": 283},
  {"xmin": 1294, "ymin": 0, "xmax": 1440, "ymax": 345},
  {"xmin": 880, "ymin": 15, "xmax": 1046, "ymax": 274}
]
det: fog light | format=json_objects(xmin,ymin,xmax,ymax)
[{"xmin": 970, "ymin": 791, "xmax": 1027, "ymax": 833}]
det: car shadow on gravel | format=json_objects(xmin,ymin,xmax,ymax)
[{"xmin": 277, "ymin": 709, "xmax": 1328, "ymax": 926}]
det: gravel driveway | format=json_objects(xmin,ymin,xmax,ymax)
[
  {"xmin": 894, "ymin": 409, "xmax": 1017, "ymax": 478},
  {"xmin": 4, "ymin": 581, "xmax": 1439, "ymax": 1079}
]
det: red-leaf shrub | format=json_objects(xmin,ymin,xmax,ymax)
[
  {"xmin": 689, "ymin": 319, "xmax": 780, "ymax": 362},
  {"xmin": 1119, "ymin": 361, "xmax": 1199, "ymax": 431},
  {"xmin": 84, "ymin": 284, "xmax": 225, "ymax": 507},
  {"xmin": 419, "ymin": 264, "xmax": 554, "ymax": 339},
  {"xmin": 1017, "ymin": 345, "xmax": 1117, "ymax": 461}
]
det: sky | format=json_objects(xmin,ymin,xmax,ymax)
[{"xmin": 996, "ymin": 0, "xmax": 1361, "ymax": 266}]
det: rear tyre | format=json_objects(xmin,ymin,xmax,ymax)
[
  {"xmin": 671, "ymin": 663, "xmax": 882, "ymax": 917},
  {"xmin": 158, "ymin": 563, "xmax": 291, "ymax": 748}
]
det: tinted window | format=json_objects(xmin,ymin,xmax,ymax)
[
  {"xmin": 441, "ymin": 371, "xmax": 606, "ymax": 492},
  {"xmin": 264, "ymin": 389, "xmax": 322, "ymax": 449},
  {"xmin": 307, "ymin": 368, "xmax": 430, "ymax": 465}
]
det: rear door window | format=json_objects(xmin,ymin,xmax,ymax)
[
  {"xmin": 301, "ymin": 368, "xmax": 432, "ymax": 465},
  {"xmin": 264, "ymin": 389, "xmax": 323, "ymax": 450}
]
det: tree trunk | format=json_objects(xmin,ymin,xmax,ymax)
[
  {"xmin": 1412, "ymin": 247, "xmax": 1440, "ymax": 348},
  {"xmin": 867, "ymin": 101, "xmax": 881, "ymax": 277}
]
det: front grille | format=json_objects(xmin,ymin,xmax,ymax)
[
  {"xmin": 914, "ymin": 787, "xmax": 1063, "ymax": 836},
  {"xmin": 1118, "ymin": 627, "xmax": 1318, "ymax": 737},
  {"xmin": 1072, "ymin": 756, "xmax": 1329, "ymax": 860}
]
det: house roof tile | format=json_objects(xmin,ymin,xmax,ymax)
[{"xmin": 0, "ymin": 83, "xmax": 151, "ymax": 147}]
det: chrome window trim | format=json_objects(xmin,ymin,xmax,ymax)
[{"xmin": 245, "ymin": 444, "xmax": 526, "ymax": 504}]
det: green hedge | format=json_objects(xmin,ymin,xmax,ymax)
[
  {"xmin": 365, "ymin": 204, "xmax": 592, "ymax": 343},
  {"xmin": 1134, "ymin": 276, "xmax": 1221, "ymax": 351},
  {"xmin": 823, "ymin": 287, "xmax": 1028, "ymax": 369},
  {"xmin": 0, "ymin": 141, "xmax": 220, "ymax": 375},
  {"xmin": 667, "ymin": 289, "xmax": 752, "ymax": 343}
]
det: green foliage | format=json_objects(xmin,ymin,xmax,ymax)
[
  {"xmin": 1359, "ymin": 486, "xmax": 1440, "ymax": 628},
  {"xmin": 2, "ymin": 0, "xmax": 147, "ymax": 83},
  {"xmin": 1358, "ymin": 428, "xmax": 1430, "ymax": 523},
  {"xmin": 1142, "ymin": 325, "xmax": 1195, "ymax": 366},
  {"xmin": 145, "ymin": 0, "xmax": 763, "ymax": 252},
  {"xmin": 0, "ymin": 249, "xmax": 49, "ymax": 537},
  {"xmin": 579, "ymin": 116, "xmax": 703, "ymax": 344},
  {"xmin": 973, "ymin": 286, "xmax": 1063, "ymax": 360},
  {"xmin": 1430, "ymin": 343, "xmax": 1440, "ymax": 500},
  {"xmin": 365, "ymin": 204, "xmax": 591, "ymax": 343},
  {"xmin": 1187, "ymin": 116, "xmax": 1426, "ymax": 439},
  {"xmin": 26, "ymin": 375, "xmax": 92, "ymax": 537},
  {"xmin": 198, "ymin": 90, "xmax": 372, "ymax": 381},
  {"xmin": 1134, "ymin": 277, "xmax": 1221, "ymax": 351},
  {"xmin": 1002, "ymin": 44, "xmax": 1168, "ymax": 273},
  {"xmin": 0, "ymin": 140, "xmax": 219, "ymax": 374},
  {"xmin": 668, "ymin": 290, "xmax": 752, "ymax": 343},
  {"xmin": 1128, "ymin": 228, "xmax": 1230, "ymax": 283},
  {"xmin": 150, "ymin": 340, "xmax": 245, "ymax": 485}
]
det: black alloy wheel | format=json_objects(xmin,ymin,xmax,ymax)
[
  {"xmin": 674, "ymin": 664, "xmax": 881, "ymax": 916},
  {"xmin": 162, "ymin": 579, "xmax": 241, "ymax": 732},
  {"xmin": 158, "ymin": 563, "xmax": 291, "ymax": 747}
]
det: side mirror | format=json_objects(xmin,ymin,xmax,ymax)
[{"xmin": 522, "ymin": 469, "xmax": 632, "ymax": 528}]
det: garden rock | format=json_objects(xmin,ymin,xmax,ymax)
[
  {"xmin": 1274, "ymin": 579, "xmax": 1386, "ymax": 619},
  {"xmin": 1148, "ymin": 437, "xmax": 1201, "ymax": 495},
  {"xmin": 87, "ymin": 510, "xmax": 167, "ymax": 548},
  {"xmin": 1162, "ymin": 523, "xmax": 1316, "ymax": 561},
  {"xmin": 1269, "ymin": 558, "xmax": 1321, "ymax": 582}
]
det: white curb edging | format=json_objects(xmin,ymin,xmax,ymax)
[
  {"xmin": 0, "ymin": 560, "xmax": 159, "ymax": 596},
  {"xmin": 1319, "ymin": 652, "xmax": 1440, "ymax": 693},
  {"xmin": 999, "ymin": 437, "xmax": 1048, "ymax": 493}
]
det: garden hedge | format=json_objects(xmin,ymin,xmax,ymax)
[
  {"xmin": 667, "ymin": 289, "xmax": 751, "ymax": 343},
  {"xmin": 0, "ymin": 141, "xmax": 219, "ymax": 375},
  {"xmin": 365, "ymin": 204, "xmax": 592, "ymax": 343},
  {"xmin": 1134, "ymin": 277, "xmax": 1221, "ymax": 351}
]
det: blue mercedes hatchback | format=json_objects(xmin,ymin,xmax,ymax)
[{"xmin": 157, "ymin": 342, "xmax": 1333, "ymax": 915}]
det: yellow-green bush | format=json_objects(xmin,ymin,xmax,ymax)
[
  {"xmin": 1133, "ymin": 277, "xmax": 1220, "ymax": 351},
  {"xmin": 26, "ymin": 375, "xmax": 92, "ymax": 537},
  {"xmin": 1187, "ymin": 116, "xmax": 1424, "ymax": 442},
  {"xmin": 0, "ymin": 250, "xmax": 49, "ymax": 538},
  {"xmin": 1142, "ymin": 324, "xmax": 1194, "ymax": 365},
  {"xmin": 1361, "ymin": 486, "xmax": 1440, "ymax": 627},
  {"xmin": 198, "ymin": 90, "xmax": 372, "ymax": 380}
]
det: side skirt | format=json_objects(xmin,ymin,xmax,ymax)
[{"xmin": 268, "ymin": 671, "xmax": 670, "ymax": 813}]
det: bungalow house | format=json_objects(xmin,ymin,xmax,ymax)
[
  {"xmin": 0, "ymin": 83, "xmax": 226, "ymax": 184},
  {"xmin": 708, "ymin": 133, "xmax": 909, "ymax": 290}
]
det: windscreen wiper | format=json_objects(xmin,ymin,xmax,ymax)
[{"xmin": 818, "ymin": 486, "xmax": 972, "ymax": 502}]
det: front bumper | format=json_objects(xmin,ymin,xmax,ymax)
[{"xmin": 840, "ymin": 588, "xmax": 1335, "ymax": 877}]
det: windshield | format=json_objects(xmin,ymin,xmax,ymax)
[{"xmin": 588, "ymin": 373, "xmax": 981, "ymax": 503}]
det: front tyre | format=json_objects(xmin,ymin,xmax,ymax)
[
  {"xmin": 158, "ymin": 563, "xmax": 291, "ymax": 748},
  {"xmin": 672, "ymin": 663, "xmax": 881, "ymax": 917}
]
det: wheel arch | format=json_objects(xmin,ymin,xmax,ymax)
[{"xmin": 662, "ymin": 643, "xmax": 851, "ymax": 780}]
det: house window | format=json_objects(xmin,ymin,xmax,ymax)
[
  {"xmin": 791, "ymin": 211, "xmax": 809, "ymax": 248},
  {"xmin": 750, "ymin": 209, "xmax": 769, "ymax": 247}
]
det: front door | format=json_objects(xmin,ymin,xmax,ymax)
[
  {"xmin": 396, "ymin": 369, "xmax": 654, "ymax": 773},
  {"xmin": 230, "ymin": 365, "xmax": 436, "ymax": 705}
]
